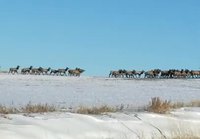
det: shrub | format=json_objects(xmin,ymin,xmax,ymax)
[{"xmin": 147, "ymin": 97, "xmax": 171, "ymax": 114}]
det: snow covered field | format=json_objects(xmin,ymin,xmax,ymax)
[
  {"xmin": 0, "ymin": 74, "xmax": 199, "ymax": 108},
  {"xmin": 0, "ymin": 108, "xmax": 200, "ymax": 139},
  {"xmin": 0, "ymin": 74, "xmax": 200, "ymax": 139}
]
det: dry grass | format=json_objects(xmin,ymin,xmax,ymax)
[
  {"xmin": 0, "ymin": 103, "xmax": 56, "ymax": 114},
  {"xmin": 172, "ymin": 100, "xmax": 200, "ymax": 109},
  {"xmin": 137, "ymin": 130, "xmax": 200, "ymax": 139},
  {"xmin": 147, "ymin": 97, "xmax": 171, "ymax": 114},
  {"xmin": 76, "ymin": 105, "xmax": 116, "ymax": 115},
  {"xmin": 151, "ymin": 135, "xmax": 200, "ymax": 139},
  {"xmin": 147, "ymin": 129, "xmax": 200, "ymax": 139},
  {"xmin": 0, "ymin": 98, "xmax": 199, "ymax": 115},
  {"xmin": 0, "ymin": 105, "xmax": 19, "ymax": 114},
  {"xmin": 170, "ymin": 130, "xmax": 200, "ymax": 139},
  {"xmin": 172, "ymin": 136, "xmax": 200, "ymax": 139},
  {"xmin": 190, "ymin": 100, "xmax": 200, "ymax": 107},
  {"xmin": 147, "ymin": 97, "xmax": 200, "ymax": 114},
  {"xmin": 21, "ymin": 103, "xmax": 56, "ymax": 113}
]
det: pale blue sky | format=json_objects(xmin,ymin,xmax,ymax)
[{"xmin": 0, "ymin": 0, "xmax": 199, "ymax": 76}]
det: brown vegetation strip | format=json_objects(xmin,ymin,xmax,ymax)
[{"xmin": 0, "ymin": 98, "xmax": 200, "ymax": 114}]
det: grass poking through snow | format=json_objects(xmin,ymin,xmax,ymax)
[
  {"xmin": 76, "ymin": 105, "xmax": 116, "ymax": 115},
  {"xmin": 21, "ymin": 103, "xmax": 56, "ymax": 113},
  {"xmin": 147, "ymin": 97, "xmax": 171, "ymax": 114},
  {"xmin": 0, "ymin": 97, "xmax": 199, "ymax": 115},
  {"xmin": 0, "ymin": 105, "xmax": 19, "ymax": 114},
  {"xmin": 147, "ymin": 97, "xmax": 200, "ymax": 114},
  {"xmin": 0, "ymin": 103, "xmax": 56, "ymax": 114}
]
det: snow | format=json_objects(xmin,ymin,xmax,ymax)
[
  {"xmin": 0, "ymin": 74, "xmax": 200, "ymax": 138},
  {"xmin": 0, "ymin": 74, "xmax": 199, "ymax": 108},
  {"xmin": 0, "ymin": 108, "xmax": 200, "ymax": 139}
]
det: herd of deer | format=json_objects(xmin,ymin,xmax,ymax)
[
  {"xmin": 8, "ymin": 66, "xmax": 85, "ymax": 76},
  {"xmin": 109, "ymin": 69, "xmax": 200, "ymax": 79}
]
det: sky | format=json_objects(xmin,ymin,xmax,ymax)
[{"xmin": 0, "ymin": 0, "xmax": 199, "ymax": 76}]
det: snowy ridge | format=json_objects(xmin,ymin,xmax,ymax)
[{"xmin": 0, "ymin": 108, "xmax": 200, "ymax": 139}]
